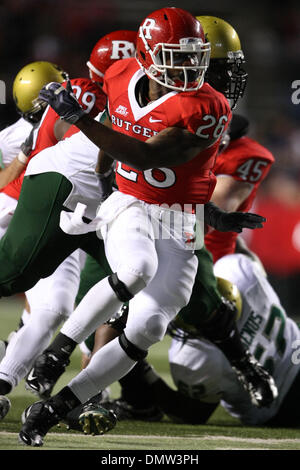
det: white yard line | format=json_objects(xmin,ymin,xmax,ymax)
[{"xmin": 1, "ymin": 431, "xmax": 300, "ymax": 445}]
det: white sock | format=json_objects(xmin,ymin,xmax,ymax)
[
  {"xmin": 68, "ymin": 337, "xmax": 136, "ymax": 403},
  {"xmin": 61, "ymin": 277, "xmax": 124, "ymax": 344}
]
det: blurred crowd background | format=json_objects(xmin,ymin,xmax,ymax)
[{"xmin": 0, "ymin": 0, "xmax": 300, "ymax": 317}]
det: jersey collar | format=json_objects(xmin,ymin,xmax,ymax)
[{"xmin": 128, "ymin": 68, "xmax": 177, "ymax": 122}]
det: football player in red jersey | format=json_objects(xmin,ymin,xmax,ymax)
[
  {"xmin": 0, "ymin": 31, "xmax": 137, "ymax": 419},
  {"xmin": 78, "ymin": 19, "xmax": 275, "ymax": 423},
  {"xmin": 19, "ymin": 8, "xmax": 271, "ymax": 446},
  {"xmin": 205, "ymin": 115, "xmax": 274, "ymax": 262},
  {"xmin": 68, "ymin": 113, "xmax": 276, "ymax": 424}
]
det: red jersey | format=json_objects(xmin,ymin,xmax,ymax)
[
  {"xmin": 2, "ymin": 78, "xmax": 106, "ymax": 200},
  {"xmin": 205, "ymin": 136, "xmax": 275, "ymax": 262},
  {"xmin": 103, "ymin": 58, "xmax": 231, "ymax": 206}
]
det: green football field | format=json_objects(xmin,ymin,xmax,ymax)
[{"xmin": 1, "ymin": 296, "xmax": 300, "ymax": 452}]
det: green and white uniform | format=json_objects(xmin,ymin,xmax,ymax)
[
  {"xmin": 169, "ymin": 253, "xmax": 300, "ymax": 425},
  {"xmin": 25, "ymin": 119, "xmax": 105, "ymax": 220},
  {"xmin": 0, "ymin": 115, "xmax": 112, "ymax": 297},
  {"xmin": 0, "ymin": 120, "xmax": 111, "ymax": 388}
]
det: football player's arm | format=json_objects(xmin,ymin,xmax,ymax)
[
  {"xmin": 211, "ymin": 175, "xmax": 253, "ymax": 211},
  {"xmin": 53, "ymin": 119, "xmax": 72, "ymax": 141},
  {"xmin": 38, "ymin": 82, "xmax": 218, "ymax": 169},
  {"xmin": 0, "ymin": 125, "xmax": 37, "ymax": 189},
  {"xmin": 77, "ymin": 115, "xmax": 217, "ymax": 170},
  {"xmin": 0, "ymin": 156, "xmax": 27, "ymax": 189}
]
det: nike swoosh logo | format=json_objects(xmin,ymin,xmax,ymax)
[
  {"xmin": 149, "ymin": 117, "xmax": 162, "ymax": 123},
  {"xmin": 27, "ymin": 369, "xmax": 37, "ymax": 382}
]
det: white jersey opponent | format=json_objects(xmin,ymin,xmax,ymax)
[
  {"xmin": 169, "ymin": 253, "xmax": 300, "ymax": 425},
  {"xmin": 0, "ymin": 118, "xmax": 32, "ymax": 237},
  {"xmin": 25, "ymin": 113, "xmax": 104, "ymax": 220},
  {"xmin": 0, "ymin": 117, "xmax": 83, "ymax": 391},
  {"xmin": 0, "ymin": 118, "xmax": 32, "ymax": 168}
]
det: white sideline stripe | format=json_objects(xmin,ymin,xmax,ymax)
[{"xmin": 1, "ymin": 431, "xmax": 300, "ymax": 445}]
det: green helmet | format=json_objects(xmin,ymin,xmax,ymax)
[
  {"xmin": 216, "ymin": 276, "xmax": 242, "ymax": 321},
  {"xmin": 196, "ymin": 16, "xmax": 248, "ymax": 109},
  {"xmin": 13, "ymin": 61, "xmax": 68, "ymax": 123}
]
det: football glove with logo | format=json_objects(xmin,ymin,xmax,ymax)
[{"xmin": 39, "ymin": 80, "xmax": 85, "ymax": 125}]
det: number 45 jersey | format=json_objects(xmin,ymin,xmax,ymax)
[
  {"xmin": 205, "ymin": 136, "xmax": 275, "ymax": 262},
  {"xmin": 103, "ymin": 58, "xmax": 232, "ymax": 206}
]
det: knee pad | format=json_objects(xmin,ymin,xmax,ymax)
[
  {"xmin": 117, "ymin": 255, "xmax": 158, "ymax": 293},
  {"xmin": 112, "ymin": 261, "xmax": 156, "ymax": 300},
  {"xmin": 125, "ymin": 313, "xmax": 169, "ymax": 350},
  {"xmin": 118, "ymin": 332, "xmax": 147, "ymax": 361}
]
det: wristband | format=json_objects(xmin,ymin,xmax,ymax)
[{"xmin": 17, "ymin": 151, "xmax": 29, "ymax": 165}]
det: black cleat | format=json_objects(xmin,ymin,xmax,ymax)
[
  {"xmin": 232, "ymin": 350, "xmax": 278, "ymax": 407},
  {"xmin": 0, "ymin": 395, "xmax": 11, "ymax": 420},
  {"xmin": 79, "ymin": 402, "xmax": 117, "ymax": 435},
  {"xmin": 62, "ymin": 391, "xmax": 110, "ymax": 432},
  {"xmin": 25, "ymin": 351, "xmax": 70, "ymax": 399},
  {"xmin": 101, "ymin": 399, "xmax": 164, "ymax": 422},
  {"xmin": 19, "ymin": 401, "xmax": 61, "ymax": 447}
]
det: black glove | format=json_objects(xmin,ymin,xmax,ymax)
[
  {"xmin": 17, "ymin": 126, "xmax": 36, "ymax": 164},
  {"xmin": 21, "ymin": 127, "xmax": 34, "ymax": 151},
  {"xmin": 204, "ymin": 202, "xmax": 266, "ymax": 233},
  {"xmin": 95, "ymin": 167, "xmax": 114, "ymax": 202},
  {"xmin": 39, "ymin": 80, "xmax": 85, "ymax": 124}
]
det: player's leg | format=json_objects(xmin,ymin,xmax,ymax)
[
  {"xmin": 53, "ymin": 202, "xmax": 159, "ymax": 347},
  {"xmin": 19, "ymin": 209, "xmax": 198, "ymax": 444},
  {"xmin": 68, "ymin": 237, "xmax": 196, "ymax": 401},
  {"xmin": 0, "ymin": 250, "xmax": 82, "ymax": 397},
  {"xmin": 75, "ymin": 253, "xmax": 113, "ymax": 367},
  {"xmin": 178, "ymin": 247, "xmax": 244, "ymax": 355},
  {"xmin": 0, "ymin": 193, "xmax": 17, "ymax": 239},
  {"xmin": 25, "ymin": 249, "xmax": 112, "ymax": 398},
  {"xmin": 22, "ymin": 201, "xmax": 159, "ymax": 400},
  {"xmin": 0, "ymin": 193, "xmax": 29, "ymax": 346},
  {"xmin": 76, "ymin": 254, "xmax": 112, "ymax": 305},
  {"xmin": 0, "ymin": 172, "xmax": 82, "ymax": 297},
  {"xmin": 179, "ymin": 246, "xmax": 222, "ymax": 323}
]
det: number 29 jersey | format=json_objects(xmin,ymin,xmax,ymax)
[
  {"xmin": 2, "ymin": 78, "xmax": 106, "ymax": 201},
  {"xmin": 103, "ymin": 58, "xmax": 232, "ymax": 206}
]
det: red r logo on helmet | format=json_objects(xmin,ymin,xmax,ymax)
[
  {"xmin": 110, "ymin": 41, "xmax": 136, "ymax": 60},
  {"xmin": 140, "ymin": 18, "xmax": 156, "ymax": 40}
]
